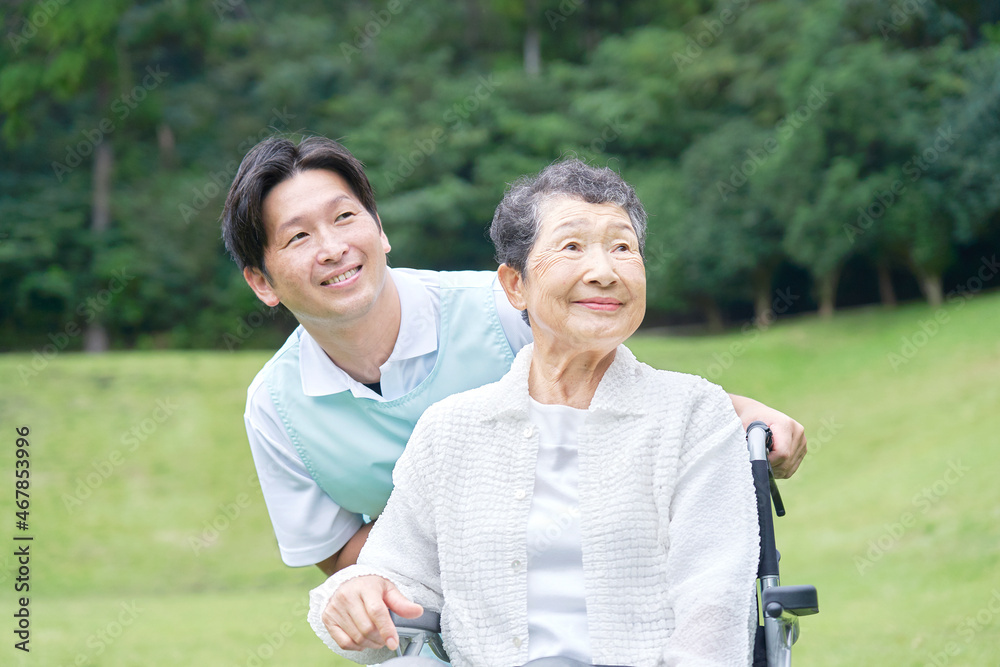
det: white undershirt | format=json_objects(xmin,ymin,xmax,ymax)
[{"xmin": 525, "ymin": 398, "xmax": 591, "ymax": 664}]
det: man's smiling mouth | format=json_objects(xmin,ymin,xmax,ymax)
[{"xmin": 321, "ymin": 267, "xmax": 360, "ymax": 286}]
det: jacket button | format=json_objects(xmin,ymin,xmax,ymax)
[
  {"xmin": 511, "ymin": 559, "xmax": 520, "ymax": 569},
  {"xmin": 514, "ymin": 489, "xmax": 526, "ymax": 500},
  {"xmin": 513, "ymin": 637, "xmax": 522, "ymax": 648},
  {"xmin": 523, "ymin": 425, "xmax": 534, "ymax": 438}
]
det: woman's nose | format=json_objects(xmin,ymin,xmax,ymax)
[{"xmin": 584, "ymin": 249, "xmax": 618, "ymax": 285}]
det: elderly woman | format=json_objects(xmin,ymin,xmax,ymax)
[{"xmin": 307, "ymin": 159, "xmax": 759, "ymax": 666}]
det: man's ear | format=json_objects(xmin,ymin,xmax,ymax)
[
  {"xmin": 497, "ymin": 263, "xmax": 526, "ymax": 311},
  {"xmin": 243, "ymin": 267, "xmax": 281, "ymax": 307},
  {"xmin": 377, "ymin": 215, "xmax": 391, "ymax": 255}
]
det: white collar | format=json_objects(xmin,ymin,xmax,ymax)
[{"xmin": 299, "ymin": 268, "xmax": 438, "ymax": 397}]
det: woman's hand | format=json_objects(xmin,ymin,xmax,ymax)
[
  {"xmin": 322, "ymin": 575, "xmax": 424, "ymax": 652},
  {"xmin": 728, "ymin": 394, "xmax": 807, "ymax": 478}
]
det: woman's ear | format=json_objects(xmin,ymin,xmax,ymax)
[{"xmin": 497, "ymin": 263, "xmax": 527, "ymax": 311}]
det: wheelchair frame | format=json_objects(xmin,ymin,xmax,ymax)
[{"xmin": 387, "ymin": 422, "xmax": 819, "ymax": 667}]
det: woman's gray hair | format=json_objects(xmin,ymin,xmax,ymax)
[{"xmin": 489, "ymin": 158, "xmax": 647, "ymax": 275}]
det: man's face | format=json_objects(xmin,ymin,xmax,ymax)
[{"xmin": 244, "ymin": 169, "xmax": 392, "ymax": 328}]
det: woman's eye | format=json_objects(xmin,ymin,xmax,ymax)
[
  {"xmin": 286, "ymin": 232, "xmax": 308, "ymax": 246},
  {"xmin": 563, "ymin": 243, "xmax": 579, "ymax": 251},
  {"xmin": 615, "ymin": 243, "xmax": 630, "ymax": 252}
]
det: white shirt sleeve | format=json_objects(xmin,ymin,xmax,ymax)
[{"xmin": 245, "ymin": 380, "xmax": 364, "ymax": 567}]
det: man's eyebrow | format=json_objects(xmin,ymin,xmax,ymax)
[{"xmin": 275, "ymin": 195, "xmax": 355, "ymax": 236}]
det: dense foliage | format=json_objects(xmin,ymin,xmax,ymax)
[{"xmin": 2, "ymin": 0, "xmax": 998, "ymax": 350}]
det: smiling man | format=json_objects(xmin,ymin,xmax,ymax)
[{"xmin": 222, "ymin": 135, "xmax": 807, "ymax": 577}]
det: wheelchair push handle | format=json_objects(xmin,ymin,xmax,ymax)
[
  {"xmin": 746, "ymin": 421, "xmax": 782, "ymax": 579},
  {"xmin": 746, "ymin": 421, "xmax": 785, "ymax": 516}
]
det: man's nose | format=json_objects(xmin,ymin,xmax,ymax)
[{"xmin": 315, "ymin": 228, "xmax": 348, "ymax": 263}]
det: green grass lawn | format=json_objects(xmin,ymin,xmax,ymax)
[{"xmin": 1, "ymin": 290, "xmax": 998, "ymax": 666}]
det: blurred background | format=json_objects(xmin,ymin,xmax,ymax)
[
  {"xmin": 2, "ymin": 0, "xmax": 999, "ymax": 349},
  {"xmin": 1, "ymin": 1, "xmax": 999, "ymax": 665}
]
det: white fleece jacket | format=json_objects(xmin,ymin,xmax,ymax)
[{"xmin": 309, "ymin": 344, "xmax": 759, "ymax": 666}]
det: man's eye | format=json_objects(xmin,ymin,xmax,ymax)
[
  {"xmin": 286, "ymin": 232, "xmax": 308, "ymax": 246},
  {"xmin": 336, "ymin": 211, "xmax": 355, "ymax": 222}
]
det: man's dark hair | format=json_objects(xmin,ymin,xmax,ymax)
[{"xmin": 222, "ymin": 136, "xmax": 378, "ymax": 277}]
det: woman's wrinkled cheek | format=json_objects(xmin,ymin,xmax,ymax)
[{"xmin": 528, "ymin": 250, "xmax": 562, "ymax": 281}]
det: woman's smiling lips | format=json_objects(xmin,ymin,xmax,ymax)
[
  {"xmin": 575, "ymin": 297, "xmax": 623, "ymax": 311},
  {"xmin": 320, "ymin": 266, "xmax": 361, "ymax": 287}
]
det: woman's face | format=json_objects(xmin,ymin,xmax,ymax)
[{"xmin": 502, "ymin": 196, "xmax": 646, "ymax": 354}]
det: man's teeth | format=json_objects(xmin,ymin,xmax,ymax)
[{"xmin": 323, "ymin": 267, "xmax": 359, "ymax": 285}]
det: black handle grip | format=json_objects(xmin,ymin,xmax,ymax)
[{"xmin": 752, "ymin": 459, "xmax": 780, "ymax": 578}]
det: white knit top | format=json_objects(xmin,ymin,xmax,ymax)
[{"xmin": 309, "ymin": 344, "xmax": 759, "ymax": 667}]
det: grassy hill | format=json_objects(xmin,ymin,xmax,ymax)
[{"xmin": 1, "ymin": 289, "xmax": 998, "ymax": 666}]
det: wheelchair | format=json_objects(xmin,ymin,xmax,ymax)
[{"xmin": 384, "ymin": 421, "xmax": 818, "ymax": 667}]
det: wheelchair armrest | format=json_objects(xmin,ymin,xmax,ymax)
[
  {"xmin": 388, "ymin": 610, "xmax": 449, "ymax": 662},
  {"xmin": 389, "ymin": 610, "xmax": 442, "ymax": 634},
  {"xmin": 763, "ymin": 584, "xmax": 819, "ymax": 617}
]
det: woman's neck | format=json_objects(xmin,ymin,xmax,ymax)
[{"xmin": 527, "ymin": 340, "xmax": 618, "ymax": 409}]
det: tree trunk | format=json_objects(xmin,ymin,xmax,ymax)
[
  {"xmin": 85, "ymin": 133, "xmax": 113, "ymax": 353},
  {"xmin": 463, "ymin": 0, "xmax": 481, "ymax": 51},
  {"xmin": 919, "ymin": 272, "xmax": 944, "ymax": 308},
  {"xmin": 816, "ymin": 266, "xmax": 841, "ymax": 319},
  {"xmin": 698, "ymin": 295, "xmax": 724, "ymax": 333},
  {"xmin": 91, "ymin": 140, "xmax": 112, "ymax": 234},
  {"xmin": 157, "ymin": 122, "xmax": 177, "ymax": 169},
  {"xmin": 524, "ymin": 0, "xmax": 541, "ymax": 77},
  {"xmin": 876, "ymin": 259, "xmax": 897, "ymax": 308},
  {"xmin": 752, "ymin": 266, "xmax": 773, "ymax": 324}
]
